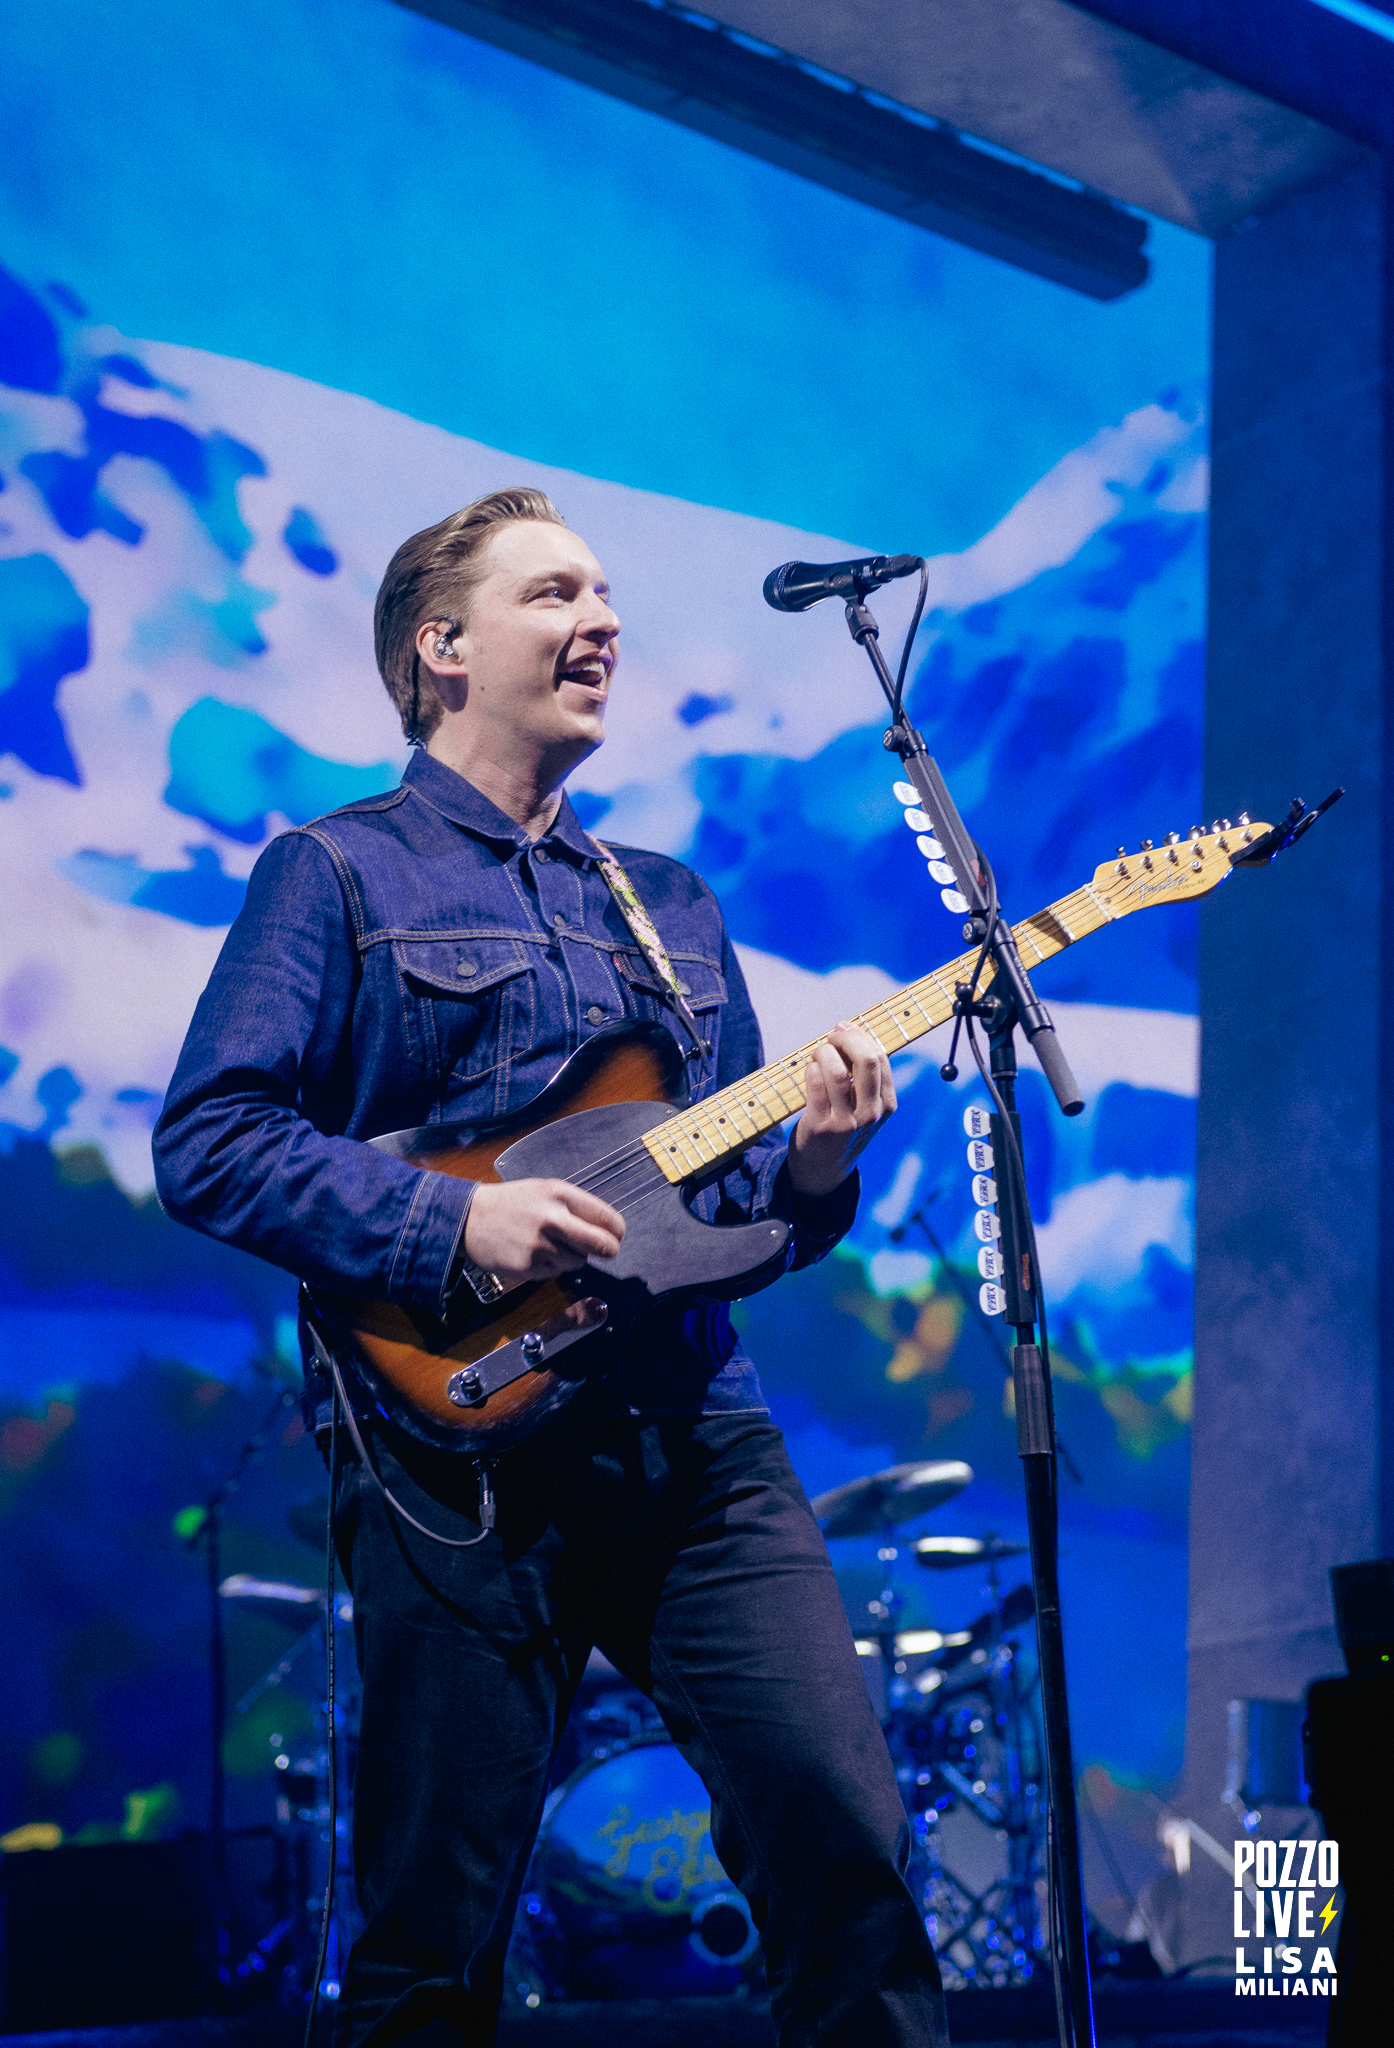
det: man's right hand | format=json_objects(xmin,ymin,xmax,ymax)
[{"xmin": 462, "ymin": 1178, "xmax": 625, "ymax": 1286}]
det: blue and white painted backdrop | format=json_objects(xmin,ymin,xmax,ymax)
[{"xmin": 0, "ymin": 0, "xmax": 1209, "ymax": 1854}]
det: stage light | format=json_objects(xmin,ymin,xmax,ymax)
[{"xmin": 1307, "ymin": 0, "xmax": 1394, "ymax": 45}]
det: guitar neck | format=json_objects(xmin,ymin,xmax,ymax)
[{"xmin": 641, "ymin": 879, "xmax": 1114, "ymax": 1184}]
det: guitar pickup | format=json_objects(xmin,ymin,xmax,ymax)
[{"xmin": 444, "ymin": 1315, "xmax": 596, "ymax": 1408}]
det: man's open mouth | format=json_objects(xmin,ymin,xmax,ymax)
[{"xmin": 559, "ymin": 659, "xmax": 610, "ymax": 688}]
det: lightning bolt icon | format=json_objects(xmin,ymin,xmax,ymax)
[{"xmin": 1320, "ymin": 1894, "xmax": 1338, "ymax": 1935}]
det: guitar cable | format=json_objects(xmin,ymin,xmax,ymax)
[
  {"xmin": 299, "ymin": 1336, "xmax": 498, "ymax": 2042},
  {"xmin": 304, "ymin": 1311, "xmax": 497, "ymax": 1551}
]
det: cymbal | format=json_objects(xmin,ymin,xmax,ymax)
[
  {"xmin": 811, "ymin": 1459, "xmax": 973, "ymax": 1539},
  {"xmin": 854, "ymin": 1625, "xmax": 975, "ymax": 1660},
  {"xmin": 220, "ymin": 1573, "xmax": 353, "ymax": 1626},
  {"xmin": 219, "ymin": 1572, "xmax": 322, "ymax": 1623},
  {"xmin": 913, "ymin": 1535, "xmax": 1029, "ymax": 1571}
]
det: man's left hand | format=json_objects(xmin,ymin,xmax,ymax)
[{"xmin": 787, "ymin": 1023, "xmax": 897, "ymax": 1199}]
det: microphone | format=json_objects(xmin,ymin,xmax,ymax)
[{"xmin": 763, "ymin": 553, "xmax": 921, "ymax": 613}]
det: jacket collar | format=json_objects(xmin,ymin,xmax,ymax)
[{"xmin": 402, "ymin": 749, "xmax": 600, "ymax": 863}]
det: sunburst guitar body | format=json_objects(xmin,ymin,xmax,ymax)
[
  {"xmin": 304, "ymin": 819, "xmax": 1269, "ymax": 1451},
  {"xmin": 303, "ymin": 1019, "xmax": 793, "ymax": 1452}
]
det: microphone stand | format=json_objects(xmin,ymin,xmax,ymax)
[
  {"xmin": 181, "ymin": 1386, "xmax": 298, "ymax": 2007},
  {"xmin": 844, "ymin": 590, "xmax": 1095, "ymax": 2048}
]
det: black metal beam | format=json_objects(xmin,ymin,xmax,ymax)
[{"xmin": 394, "ymin": 0, "xmax": 1150, "ymax": 300}]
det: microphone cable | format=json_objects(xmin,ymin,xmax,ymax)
[{"xmin": 889, "ymin": 560, "xmax": 930, "ymax": 731}]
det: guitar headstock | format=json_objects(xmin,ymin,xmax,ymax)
[{"xmin": 1088, "ymin": 818, "xmax": 1272, "ymax": 919}]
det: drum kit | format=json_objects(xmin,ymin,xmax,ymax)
[
  {"xmin": 218, "ymin": 1455, "xmax": 1043, "ymax": 2010},
  {"xmin": 809, "ymin": 1458, "xmax": 1045, "ymax": 1992},
  {"xmin": 509, "ymin": 1455, "xmax": 1046, "ymax": 2003}
]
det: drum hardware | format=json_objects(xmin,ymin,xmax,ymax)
[
  {"xmin": 816, "ymin": 1463, "xmax": 1046, "ymax": 1990},
  {"xmin": 218, "ymin": 1571, "xmax": 361, "ymax": 2005},
  {"xmin": 811, "ymin": 1460, "xmax": 977, "ymax": 1731},
  {"xmin": 907, "ymin": 1542, "xmax": 1043, "ymax": 1987}
]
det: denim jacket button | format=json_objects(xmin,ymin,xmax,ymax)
[
  {"xmin": 586, "ymin": 1006, "xmax": 606, "ymax": 1025},
  {"xmin": 456, "ymin": 960, "xmax": 477, "ymax": 978},
  {"xmin": 552, "ymin": 912, "xmax": 568, "ymax": 928}
]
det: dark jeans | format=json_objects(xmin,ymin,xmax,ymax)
[{"xmin": 330, "ymin": 1407, "xmax": 948, "ymax": 2048}]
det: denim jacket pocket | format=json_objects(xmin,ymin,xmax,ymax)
[
  {"xmin": 391, "ymin": 934, "xmax": 534, "ymax": 1104},
  {"xmin": 615, "ymin": 952, "xmax": 727, "ymax": 1061}
]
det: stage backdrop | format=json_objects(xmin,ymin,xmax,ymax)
[{"xmin": 0, "ymin": 0, "xmax": 1209, "ymax": 1903}]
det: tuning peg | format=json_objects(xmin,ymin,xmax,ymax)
[
  {"xmin": 1189, "ymin": 825, "xmax": 1203, "ymax": 840},
  {"xmin": 1210, "ymin": 819, "xmax": 1222, "ymax": 833},
  {"xmin": 1236, "ymin": 813, "xmax": 1250, "ymax": 827},
  {"xmin": 1117, "ymin": 845, "xmax": 1126, "ymax": 857},
  {"xmin": 1141, "ymin": 839, "xmax": 1153, "ymax": 851},
  {"xmin": 1164, "ymin": 832, "xmax": 1179, "ymax": 846}
]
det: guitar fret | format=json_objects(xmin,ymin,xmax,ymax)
[
  {"xmin": 770, "ymin": 1063, "xmax": 805, "ymax": 1114},
  {"xmin": 878, "ymin": 1002, "xmax": 915, "ymax": 1045},
  {"xmin": 905, "ymin": 988, "xmax": 937, "ymax": 1032},
  {"xmin": 683, "ymin": 1120, "xmax": 721, "ymax": 1162},
  {"xmin": 703, "ymin": 1103, "xmax": 749, "ymax": 1149},
  {"xmin": 925, "ymin": 972, "xmax": 955, "ymax": 1017},
  {"xmin": 640, "ymin": 848, "xmax": 1227, "ymax": 1186}
]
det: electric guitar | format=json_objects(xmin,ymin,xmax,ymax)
[{"xmin": 305, "ymin": 816, "xmax": 1278, "ymax": 1451}]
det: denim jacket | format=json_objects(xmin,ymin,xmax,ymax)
[{"xmin": 152, "ymin": 751, "xmax": 857, "ymax": 1415}]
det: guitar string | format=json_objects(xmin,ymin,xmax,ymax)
[
  {"xmin": 469, "ymin": 867, "xmax": 1205, "ymax": 1303},
  {"xmin": 492, "ymin": 875, "xmax": 1143, "ymax": 1209}
]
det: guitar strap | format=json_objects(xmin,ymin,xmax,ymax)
[
  {"xmin": 586, "ymin": 835, "xmax": 711, "ymax": 1069},
  {"xmin": 445, "ymin": 836, "xmax": 712, "ymax": 1317}
]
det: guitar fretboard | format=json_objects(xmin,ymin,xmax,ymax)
[{"xmin": 641, "ymin": 880, "xmax": 1116, "ymax": 1184}]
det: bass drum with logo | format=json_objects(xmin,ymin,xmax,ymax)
[{"xmin": 506, "ymin": 1737, "xmax": 763, "ymax": 2005}]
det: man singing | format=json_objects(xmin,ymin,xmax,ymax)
[{"xmin": 153, "ymin": 488, "xmax": 948, "ymax": 2047}]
